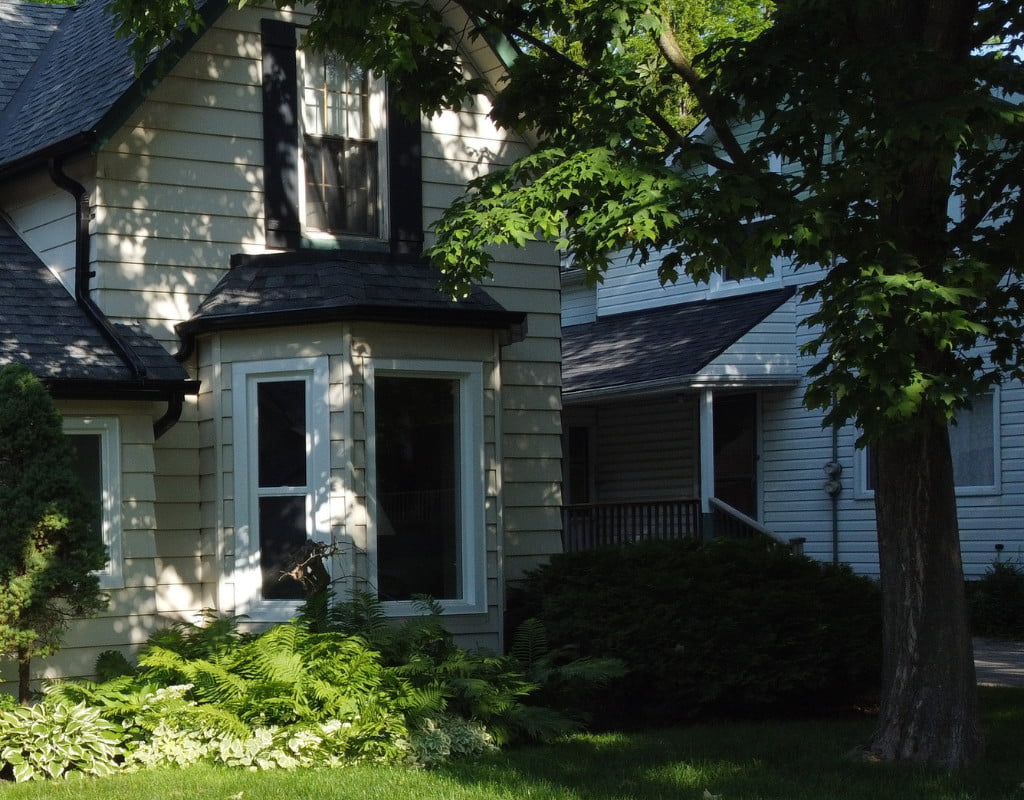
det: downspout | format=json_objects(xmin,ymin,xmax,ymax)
[
  {"xmin": 48, "ymin": 158, "xmax": 148, "ymax": 379},
  {"xmin": 49, "ymin": 158, "xmax": 186, "ymax": 440}
]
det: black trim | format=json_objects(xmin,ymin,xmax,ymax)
[
  {"xmin": 49, "ymin": 157, "xmax": 149, "ymax": 379},
  {"xmin": 260, "ymin": 19, "xmax": 423, "ymax": 255},
  {"xmin": 43, "ymin": 378, "xmax": 201, "ymax": 401},
  {"xmin": 261, "ymin": 18, "xmax": 301, "ymax": 250},
  {"xmin": 388, "ymin": 96, "xmax": 423, "ymax": 257}
]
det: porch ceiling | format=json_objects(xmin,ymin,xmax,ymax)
[{"xmin": 561, "ymin": 286, "xmax": 798, "ymax": 401}]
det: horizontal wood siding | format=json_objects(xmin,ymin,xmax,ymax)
[{"xmin": 592, "ymin": 397, "xmax": 699, "ymax": 502}]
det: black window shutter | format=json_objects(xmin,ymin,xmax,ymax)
[
  {"xmin": 388, "ymin": 97, "xmax": 424, "ymax": 257},
  {"xmin": 261, "ymin": 19, "xmax": 301, "ymax": 250}
]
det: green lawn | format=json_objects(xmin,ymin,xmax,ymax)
[{"xmin": 1, "ymin": 688, "xmax": 1022, "ymax": 800}]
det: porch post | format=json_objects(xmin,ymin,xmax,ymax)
[{"xmin": 699, "ymin": 388, "xmax": 715, "ymax": 541}]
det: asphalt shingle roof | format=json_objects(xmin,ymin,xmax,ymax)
[
  {"xmin": 178, "ymin": 251, "xmax": 526, "ymax": 343},
  {"xmin": 561, "ymin": 286, "xmax": 796, "ymax": 397},
  {"xmin": 0, "ymin": 0, "xmax": 144, "ymax": 169},
  {"xmin": 0, "ymin": 1, "xmax": 67, "ymax": 115},
  {"xmin": 0, "ymin": 217, "xmax": 190, "ymax": 389}
]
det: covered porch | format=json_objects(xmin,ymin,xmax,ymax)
[{"xmin": 560, "ymin": 288, "xmax": 803, "ymax": 553}]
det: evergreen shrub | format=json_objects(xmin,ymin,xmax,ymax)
[{"xmin": 513, "ymin": 536, "xmax": 882, "ymax": 726}]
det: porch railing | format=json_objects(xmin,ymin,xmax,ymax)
[
  {"xmin": 560, "ymin": 497, "xmax": 805, "ymax": 555},
  {"xmin": 561, "ymin": 498, "xmax": 702, "ymax": 553},
  {"xmin": 709, "ymin": 497, "xmax": 805, "ymax": 555}
]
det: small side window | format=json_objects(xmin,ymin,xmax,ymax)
[{"xmin": 63, "ymin": 417, "xmax": 122, "ymax": 588}]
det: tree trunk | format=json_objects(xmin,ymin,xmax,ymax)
[
  {"xmin": 17, "ymin": 647, "xmax": 31, "ymax": 706},
  {"xmin": 867, "ymin": 420, "xmax": 983, "ymax": 767}
]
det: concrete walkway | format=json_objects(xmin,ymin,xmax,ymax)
[{"xmin": 974, "ymin": 638, "xmax": 1024, "ymax": 687}]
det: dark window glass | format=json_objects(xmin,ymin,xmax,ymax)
[
  {"xmin": 375, "ymin": 376, "xmax": 460, "ymax": 601},
  {"xmin": 567, "ymin": 426, "xmax": 591, "ymax": 504},
  {"xmin": 259, "ymin": 496, "xmax": 308, "ymax": 600},
  {"xmin": 68, "ymin": 433, "xmax": 103, "ymax": 544},
  {"xmin": 258, "ymin": 380, "xmax": 306, "ymax": 488}
]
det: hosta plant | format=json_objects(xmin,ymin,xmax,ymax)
[{"xmin": 0, "ymin": 701, "xmax": 123, "ymax": 782}]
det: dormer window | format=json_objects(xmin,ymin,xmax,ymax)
[{"xmin": 299, "ymin": 51, "xmax": 387, "ymax": 239}]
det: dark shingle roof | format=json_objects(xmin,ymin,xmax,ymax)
[
  {"xmin": 0, "ymin": 217, "xmax": 192, "ymax": 394},
  {"xmin": 561, "ymin": 287, "xmax": 796, "ymax": 398},
  {"xmin": 177, "ymin": 250, "xmax": 526, "ymax": 348},
  {"xmin": 0, "ymin": 0, "xmax": 143, "ymax": 169},
  {"xmin": 0, "ymin": 1, "xmax": 68, "ymax": 114}
]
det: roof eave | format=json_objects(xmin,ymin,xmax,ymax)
[
  {"xmin": 562, "ymin": 372, "xmax": 804, "ymax": 405},
  {"xmin": 176, "ymin": 305, "xmax": 527, "ymax": 352},
  {"xmin": 44, "ymin": 377, "xmax": 201, "ymax": 401},
  {"xmin": 0, "ymin": 132, "xmax": 94, "ymax": 182}
]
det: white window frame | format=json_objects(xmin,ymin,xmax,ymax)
[
  {"xmin": 232, "ymin": 357, "xmax": 331, "ymax": 622},
  {"xmin": 365, "ymin": 358, "xmax": 486, "ymax": 616},
  {"xmin": 63, "ymin": 416, "xmax": 122, "ymax": 589},
  {"xmin": 855, "ymin": 390, "xmax": 1002, "ymax": 498},
  {"xmin": 297, "ymin": 39, "xmax": 390, "ymax": 243}
]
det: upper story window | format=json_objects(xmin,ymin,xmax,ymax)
[
  {"xmin": 299, "ymin": 50, "xmax": 387, "ymax": 239},
  {"xmin": 261, "ymin": 18, "xmax": 420, "ymax": 255}
]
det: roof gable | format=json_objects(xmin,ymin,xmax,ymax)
[{"xmin": 561, "ymin": 287, "xmax": 796, "ymax": 399}]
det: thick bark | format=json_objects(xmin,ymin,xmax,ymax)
[
  {"xmin": 867, "ymin": 421, "xmax": 983, "ymax": 767},
  {"xmin": 17, "ymin": 648, "xmax": 30, "ymax": 706}
]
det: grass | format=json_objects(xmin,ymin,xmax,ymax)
[{"xmin": 0, "ymin": 688, "xmax": 1022, "ymax": 800}]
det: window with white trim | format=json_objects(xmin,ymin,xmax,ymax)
[
  {"xmin": 64, "ymin": 417, "xmax": 122, "ymax": 588},
  {"xmin": 232, "ymin": 358, "xmax": 331, "ymax": 619},
  {"xmin": 857, "ymin": 391, "xmax": 1001, "ymax": 497},
  {"xmin": 299, "ymin": 47, "xmax": 388, "ymax": 240},
  {"xmin": 366, "ymin": 359, "xmax": 485, "ymax": 614}
]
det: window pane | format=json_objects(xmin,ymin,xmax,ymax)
[
  {"xmin": 301, "ymin": 49, "xmax": 378, "ymax": 238},
  {"xmin": 375, "ymin": 376, "xmax": 460, "ymax": 601},
  {"xmin": 864, "ymin": 395, "xmax": 996, "ymax": 491},
  {"xmin": 258, "ymin": 380, "xmax": 306, "ymax": 488},
  {"xmin": 303, "ymin": 137, "xmax": 378, "ymax": 236},
  {"xmin": 68, "ymin": 433, "xmax": 102, "ymax": 544},
  {"xmin": 950, "ymin": 399, "xmax": 994, "ymax": 487},
  {"xmin": 259, "ymin": 496, "xmax": 307, "ymax": 600}
]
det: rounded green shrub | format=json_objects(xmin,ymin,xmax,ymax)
[
  {"xmin": 968, "ymin": 559, "xmax": 1024, "ymax": 640},
  {"xmin": 514, "ymin": 537, "xmax": 882, "ymax": 726}
]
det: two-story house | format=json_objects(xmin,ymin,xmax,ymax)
[{"xmin": 0, "ymin": 0, "xmax": 563, "ymax": 690}]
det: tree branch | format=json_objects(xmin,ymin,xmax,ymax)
[{"xmin": 655, "ymin": 11, "xmax": 748, "ymax": 167}]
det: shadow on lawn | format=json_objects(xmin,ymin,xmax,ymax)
[{"xmin": 438, "ymin": 689, "xmax": 1024, "ymax": 800}]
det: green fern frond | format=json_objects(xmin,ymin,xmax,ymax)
[
  {"xmin": 550, "ymin": 656, "xmax": 627, "ymax": 685},
  {"xmin": 511, "ymin": 618, "xmax": 549, "ymax": 669}
]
